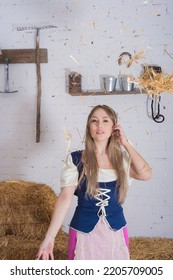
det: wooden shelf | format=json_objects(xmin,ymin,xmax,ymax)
[
  {"xmin": 69, "ymin": 88, "xmax": 144, "ymax": 96},
  {"xmin": 0, "ymin": 49, "xmax": 48, "ymax": 64},
  {"xmin": 68, "ymin": 72, "xmax": 145, "ymax": 96}
]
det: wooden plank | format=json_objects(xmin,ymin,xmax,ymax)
[
  {"xmin": 0, "ymin": 49, "xmax": 48, "ymax": 64},
  {"xmin": 69, "ymin": 88, "xmax": 144, "ymax": 96}
]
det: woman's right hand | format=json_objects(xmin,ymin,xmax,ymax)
[{"xmin": 35, "ymin": 235, "xmax": 55, "ymax": 260}]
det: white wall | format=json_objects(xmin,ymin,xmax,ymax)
[{"xmin": 0, "ymin": 0, "xmax": 172, "ymax": 238}]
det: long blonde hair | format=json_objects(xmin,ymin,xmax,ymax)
[{"xmin": 79, "ymin": 105, "xmax": 128, "ymax": 204}]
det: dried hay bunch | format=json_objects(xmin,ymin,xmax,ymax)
[
  {"xmin": 0, "ymin": 180, "xmax": 69, "ymax": 260},
  {"xmin": 0, "ymin": 180, "xmax": 57, "ymax": 239},
  {"xmin": 138, "ymin": 67, "xmax": 173, "ymax": 94},
  {"xmin": 0, "ymin": 221, "xmax": 53, "ymax": 240},
  {"xmin": 130, "ymin": 237, "xmax": 173, "ymax": 260},
  {"xmin": 0, "ymin": 232, "xmax": 68, "ymax": 260},
  {"xmin": 0, "ymin": 180, "xmax": 56, "ymax": 205}
]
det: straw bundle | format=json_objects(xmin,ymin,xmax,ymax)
[
  {"xmin": 0, "ymin": 232, "xmax": 68, "ymax": 260},
  {"xmin": 0, "ymin": 180, "xmax": 68, "ymax": 260},
  {"xmin": 0, "ymin": 180, "xmax": 57, "ymax": 239},
  {"xmin": 138, "ymin": 67, "xmax": 173, "ymax": 94},
  {"xmin": 130, "ymin": 237, "xmax": 173, "ymax": 260}
]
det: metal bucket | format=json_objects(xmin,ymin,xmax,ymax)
[
  {"xmin": 119, "ymin": 74, "xmax": 134, "ymax": 91},
  {"xmin": 102, "ymin": 76, "xmax": 117, "ymax": 92}
]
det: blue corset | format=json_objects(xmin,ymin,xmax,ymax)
[{"xmin": 70, "ymin": 151, "xmax": 126, "ymax": 233}]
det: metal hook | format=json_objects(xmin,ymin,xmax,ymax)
[{"xmin": 151, "ymin": 95, "xmax": 165, "ymax": 123}]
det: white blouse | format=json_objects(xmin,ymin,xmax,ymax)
[{"xmin": 60, "ymin": 151, "xmax": 133, "ymax": 188}]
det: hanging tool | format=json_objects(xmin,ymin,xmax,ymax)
[
  {"xmin": 147, "ymin": 94, "xmax": 165, "ymax": 123},
  {"xmin": 35, "ymin": 27, "xmax": 42, "ymax": 143},
  {"xmin": 17, "ymin": 25, "xmax": 57, "ymax": 142},
  {"xmin": 144, "ymin": 65, "xmax": 165, "ymax": 123},
  {"xmin": 0, "ymin": 57, "xmax": 18, "ymax": 93}
]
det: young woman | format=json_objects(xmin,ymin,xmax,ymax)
[{"xmin": 36, "ymin": 104, "xmax": 152, "ymax": 260}]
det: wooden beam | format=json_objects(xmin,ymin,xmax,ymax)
[
  {"xmin": 0, "ymin": 49, "xmax": 48, "ymax": 64},
  {"xmin": 69, "ymin": 88, "xmax": 143, "ymax": 96}
]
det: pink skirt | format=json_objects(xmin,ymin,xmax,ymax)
[{"xmin": 68, "ymin": 218, "xmax": 130, "ymax": 260}]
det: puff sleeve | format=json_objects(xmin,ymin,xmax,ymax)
[{"xmin": 60, "ymin": 153, "xmax": 79, "ymax": 188}]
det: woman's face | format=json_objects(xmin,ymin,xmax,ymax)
[{"xmin": 89, "ymin": 108, "xmax": 114, "ymax": 142}]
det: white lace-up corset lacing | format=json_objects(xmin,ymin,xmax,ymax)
[{"xmin": 94, "ymin": 188, "xmax": 111, "ymax": 217}]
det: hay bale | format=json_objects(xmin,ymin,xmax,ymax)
[
  {"xmin": 0, "ymin": 180, "xmax": 57, "ymax": 238},
  {"xmin": 0, "ymin": 180, "xmax": 56, "ymax": 205},
  {"xmin": 130, "ymin": 237, "xmax": 173, "ymax": 260},
  {"xmin": 0, "ymin": 180, "xmax": 69, "ymax": 260},
  {"xmin": 0, "ymin": 231, "xmax": 68, "ymax": 260}
]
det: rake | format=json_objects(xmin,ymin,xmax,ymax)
[{"xmin": 17, "ymin": 25, "xmax": 57, "ymax": 143}]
